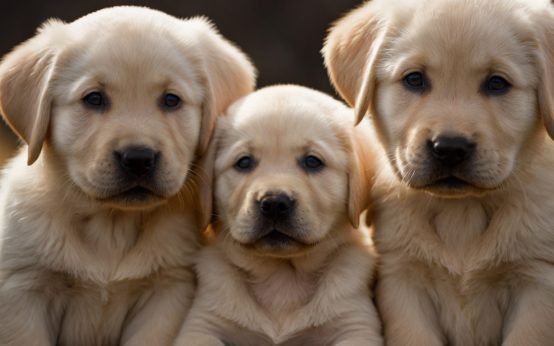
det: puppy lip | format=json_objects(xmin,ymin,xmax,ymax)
[
  {"xmin": 117, "ymin": 185, "xmax": 156, "ymax": 197},
  {"xmin": 260, "ymin": 230, "xmax": 299, "ymax": 244},
  {"xmin": 95, "ymin": 185, "xmax": 166, "ymax": 207},
  {"xmin": 412, "ymin": 175, "xmax": 501, "ymax": 197},
  {"xmin": 431, "ymin": 176, "xmax": 469, "ymax": 189},
  {"xmin": 239, "ymin": 229, "xmax": 308, "ymax": 247},
  {"xmin": 244, "ymin": 230, "xmax": 315, "ymax": 257}
]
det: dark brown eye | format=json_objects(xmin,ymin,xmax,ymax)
[
  {"xmin": 483, "ymin": 76, "xmax": 511, "ymax": 96},
  {"xmin": 403, "ymin": 72, "xmax": 430, "ymax": 93},
  {"xmin": 234, "ymin": 155, "xmax": 256, "ymax": 172},
  {"xmin": 83, "ymin": 92, "xmax": 107, "ymax": 110},
  {"xmin": 161, "ymin": 93, "xmax": 181, "ymax": 110},
  {"xmin": 300, "ymin": 155, "xmax": 324, "ymax": 173}
]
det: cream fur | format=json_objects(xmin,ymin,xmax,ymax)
[
  {"xmin": 0, "ymin": 6, "xmax": 255, "ymax": 345},
  {"xmin": 324, "ymin": 0, "xmax": 554, "ymax": 345},
  {"xmin": 176, "ymin": 85, "xmax": 382, "ymax": 345}
]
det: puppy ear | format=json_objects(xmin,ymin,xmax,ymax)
[
  {"xmin": 347, "ymin": 121, "xmax": 374, "ymax": 228},
  {"xmin": 191, "ymin": 129, "xmax": 217, "ymax": 229},
  {"xmin": 535, "ymin": 10, "xmax": 554, "ymax": 140},
  {"xmin": 190, "ymin": 18, "xmax": 256, "ymax": 156},
  {"xmin": 323, "ymin": 2, "xmax": 387, "ymax": 125},
  {"xmin": 0, "ymin": 20, "xmax": 65, "ymax": 165}
]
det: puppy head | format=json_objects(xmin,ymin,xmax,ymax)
[
  {"xmin": 324, "ymin": 0, "xmax": 553, "ymax": 198},
  {"xmin": 0, "ymin": 6, "xmax": 255, "ymax": 212},
  {"xmin": 214, "ymin": 85, "xmax": 372, "ymax": 258}
]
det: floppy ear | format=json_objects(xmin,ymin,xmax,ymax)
[
  {"xmin": 535, "ymin": 9, "xmax": 554, "ymax": 141},
  {"xmin": 191, "ymin": 18, "xmax": 256, "ymax": 156},
  {"xmin": 322, "ymin": 2, "xmax": 387, "ymax": 125},
  {"xmin": 190, "ymin": 129, "xmax": 217, "ymax": 229},
  {"xmin": 347, "ymin": 121, "xmax": 375, "ymax": 228},
  {"xmin": 0, "ymin": 20, "xmax": 65, "ymax": 165}
]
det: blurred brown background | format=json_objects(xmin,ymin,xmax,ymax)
[{"xmin": 0, "ymin": 0, "xmax": 360, "ymax": 167}]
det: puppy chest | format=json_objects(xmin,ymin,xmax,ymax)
[
  {"xmin": 374, "ymin": 196, "xmax": 492, "ymax": 273},
  {"xmin": 68, "ymin": 211, "xmax": 196, "ymax": 281},
  {"xmin": 220, "ymin": 320, "xmax": 343, "ymax": 346},
  {"xmin": 57, "ymin": 278, "xmax": 151, "ymax": 345},
  {"xmin": 248, "ymin": 269, "xmax": 319, "ymax": 330},
  {"xmin": 429, "ymin": 267, "xmax": 513, "ymax": 345}
]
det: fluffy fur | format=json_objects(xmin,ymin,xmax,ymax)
[
  {"xmin": 0, "ymin": 6, "xmax": 255, "ymax": 345},
  {"xmin": 176, "ymin": 85, "xmax": 382, "ymax": 345},
  {"xmin": 324, "ymin": 0, "xmax": 554, "ymax": 345}
]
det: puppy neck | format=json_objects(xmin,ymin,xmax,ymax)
[
  {"xmin": 216, "ymin": 222, "xmax": 355, "ymax": 320},
  {"xmin": 7, "ymin": 147, "xmax": 198, "ymax": 284}
]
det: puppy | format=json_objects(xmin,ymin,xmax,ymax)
[
  {"xmin": 176, "ymin": 85, "xmax": 382, "ymax": 345},
  {"xmin": 324, "ymin": 0, "xmax": 554, "ymax": 345},
  {"xmin": 0, "ymin": 6, "xmax": 255, "ymax": 345}
]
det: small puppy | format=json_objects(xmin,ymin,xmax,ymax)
[
  {"xmin": 0, "ymin": 6, "xmax": 255, "ymax": 345},
  {"xmin": 176, "ymin": 85, "xmax": 382, "ymax": 345},
  {"xmin": 324, "ymin": 0, "xmax": 554, "ymax": 345}
]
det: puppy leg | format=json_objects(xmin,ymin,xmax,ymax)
[
  {"xmin": 377, "ymin": 268, "xmax": 445, "ymax": 346},
  {"xmin": 174, "ymin": 307, "xmax": 231, "ymax": 346},
  {"xmin": 120, "ymin": 270, "xmax": 195, "ymax": 346},
  {"xmin": 502, "ymin": 279, "xmax": 554, "ymax": 345},
  {"xmin": 332, "ymin": 306, "xmax": 383, "ymax": 346},
  {"xmin": 0, "ymin": 283, "xmax": 57, "ymax": 346},
  {"xmin": 175, "ymin": 333, "xmax": 225, "ymax": 346}
]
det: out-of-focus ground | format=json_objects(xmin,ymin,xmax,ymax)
[{"xmin": 0, "ymin": 0, "xmax": 360, "ymax": 167}]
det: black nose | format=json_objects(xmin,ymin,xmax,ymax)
[
  {"xmin": 429, "ymin": 136, "xmax": 476, "ymax": 168},
  {"xmin": 114, "ymin": 146, "xmax": 159, "ymax": 178},
  {"xmin": 259, "ymin": 193, "xmax": 295, "ymax": 220}
]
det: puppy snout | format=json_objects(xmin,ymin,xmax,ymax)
[
  {"xmin": 114, "ymin": 146, "xmax": 159, "ymax": 178},
  {"xmin": 259, "ymin": 193, "xmax": 296, "ymax": 220},
  {"xmin": 428, "ymin": 136, "xmax": 476, "ymax": 168}
]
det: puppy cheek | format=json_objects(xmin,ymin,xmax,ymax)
[
  {"xmin": 51, "ymin": 107, "xmax": 108, "ymax": 185},
  {"xmin": 304, "ymin": 176, "xmax": 348, "ymax": 240},
  {"xmin": 165, "ymin": 109, "xmax": 201, "ymax": 169},
  {"xmin": 374, "ymin": 86, "xmax": 406, "ymax": 143},
  {"xmin": 50, "ymin": 106, "xmax": 88, "ymax": 156},
  {"xmin": 215, "ymin": 174, "xmax": 245, "ymax": 227}
]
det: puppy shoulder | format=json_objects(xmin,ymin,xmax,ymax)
[
  {"xmin": 321, "ymin": 233, "xmax": 378, "ymax": 296},
  {"xmin": 0, "ymin": 149, "xmax": 41, "ymax": 197}
]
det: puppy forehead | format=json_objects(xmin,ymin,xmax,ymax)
[
  {"xmin": 227, "ymin": 98, "xmax": 348, "ymax": 153},
  {"xmin": 59, "ymin": 14, "xmax": 204, "ymax": 102},
  {"xmin": 219, "ymin": 116, "xmax": 338, "ymax": 168},
  {"xmin": 386, "ymin": 0, "xmax": 538, "ymax": 81}
]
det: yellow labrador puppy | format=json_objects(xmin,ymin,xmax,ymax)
[
  {"xmin": 0, "ymin": 6, "xmax": 255, "ymax": 345},
  {"xmin": 324, "ymin": 0, "xmax": 554, "ymax": 345},
  {"xmin": 176, "ymin": 85, "xmax": 382, "ymax": 345}
]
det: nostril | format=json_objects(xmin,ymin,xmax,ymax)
[
  {"xmin": 259, "ymin": 194, "xmax": 295, "ymax": 219},
  {"xmin": 277, "ymin": 201, "xmax": 290, "ymax": 213},
  {"xmin": 114, "ymin": 146, "xmax": 159, "ymax": 177},
  {"xmin": 260, "ymin": 199, "xmax": 272, "ymax": 213},
  {"xmin": 429, "ymin": 136, "xmax": 476, "ymax": 167}
]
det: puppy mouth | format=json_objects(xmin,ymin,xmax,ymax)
[
  {"xmin": 97, "ymin": 185, "xmax": 166, "ymax": 209},
  {"xmin": 239, "ymin": 227, "xmax": 314, "ymax": 257},
  {"xmin": 115, "ymin": 186, "xmax": 158, "ymax": 199},
  {"xmin": 395, "ymin": 158, "xmax": 500, "ymax": 197},
  {"xmin": 429, "ymin": 176, "xmax": 470, "ymax": 189},
  {"xmin": 419, "ymin": 175, "xmax": 497, "ymax": 197},
  {"xmin": 259, "ymin": 230, "xmax": 300, "ymax": 246}
]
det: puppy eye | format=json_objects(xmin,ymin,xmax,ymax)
[
  {"xmin": 482, "ymin": 76, "xmax": 512, "ymax": 96},
  {"xmin": 83, "ymin": 92, "xmax": 107, "ymax": 110},
  {"xmin": 402, "ymin": 72, "xmax": 429, "ymax": 93},
  {"xmin": 161, "ymin": 93, "xmax": 182, "ymax": 110},
  {"xmin": 234, "ymin": 155, "xmax": 256, "ymax": 172},
  {"xmin": 300, "ymin": 155, "xmax": 325, "ymax": 173}
]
